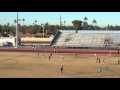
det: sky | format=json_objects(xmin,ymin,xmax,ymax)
[{"xmin": 0, "ymin": 12, "xmax": 120, "ymax": 27}]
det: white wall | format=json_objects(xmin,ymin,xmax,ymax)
[{"xmin": 0, "ymin": 37, "xmax": 16, "ymax": 46}]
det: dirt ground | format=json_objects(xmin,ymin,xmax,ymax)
[{"xmin": 0, "ymin": 51, "xmax": 120, "ymax": 78}]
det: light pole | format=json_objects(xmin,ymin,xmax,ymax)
[{"xmin": 15, "ymin": 12, "xmax": 18, "ymax": 48}]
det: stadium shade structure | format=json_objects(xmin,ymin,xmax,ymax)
[{"xmin": 50, "ymin": 30, "xmax": 120, "ymax": 49}]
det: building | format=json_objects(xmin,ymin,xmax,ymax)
[
  {"xmin": 20, "ymin": 35, "xmax": 54, "ymax": 46},
  {"xmin": 0, "ymin": 37, "xmax": 17, "ymax": 47},
  {"xmin": 0, "ymin": 34, "xmax": 54, "ymax": 47}
]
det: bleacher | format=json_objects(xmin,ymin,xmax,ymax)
[{"xmin": 50, "ymin": 30, "xmax": 120, "ymax": 49}]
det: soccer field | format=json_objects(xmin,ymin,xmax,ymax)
[{"xmin": 0, "ymin": 51, "xmax": 120, "ymax": 78}]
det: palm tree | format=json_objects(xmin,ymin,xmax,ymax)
[
  {"xmin": 7, "ymin": 23, "xmax": 10, "ymax": 33},
  {"xmin": 35, "ymin": 20, "xmax": 37, "ymax": 25},
  {"xmin": 22, "ymin": 19, "xmax": 25, "ymax": 26},
  {"xmin": 64, "ymin": 21, "xmax": 66, "ymax": 26},
  {"xmin": 84, "ymin": 17, "xmax": 88, "ymax": 22},
  {"xmin": 60, "ymin": 22, "xmax": 62, "ymax": 26},
  {"xmin": 34, "ymin": 20, "xmax": 38, "ymax": 33},
  {"xmin": 92, "ymin": 19, "xmax": 97, "ymax": 30},
  {"xmin": 83, "ymin": 17, "xmax": 88, "ymax": 30},
  {"xmin": 18, "ymin": 19, "xmax": 21, "ymax": 25},
  {"xmin": 14, "ymin": 19, "xmax": 17, "ymax": 26},
  {"xmin": 33, "ymin": 23, "xmax": 35, "ymax": 30},
  {"xmin": 7, "ymin": 23, "xmax": 10, "ymax": 27}
]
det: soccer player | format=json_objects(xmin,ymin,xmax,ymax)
[
  {"xmin": 98, "ymin": 68, "xmax": 102, "ymax": 76},
  {"xmin": 60, "ymin": 66, "xmax": 63, "ymax": 73}
]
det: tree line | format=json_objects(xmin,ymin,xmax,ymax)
[{"xmin": 0, "ymin": 17, "xmax": 120, "ymax": 37}]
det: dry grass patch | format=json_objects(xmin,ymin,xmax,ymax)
[{"xmin": 0, "ymin": 52, "xmax": 120, "ymax": 78}]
